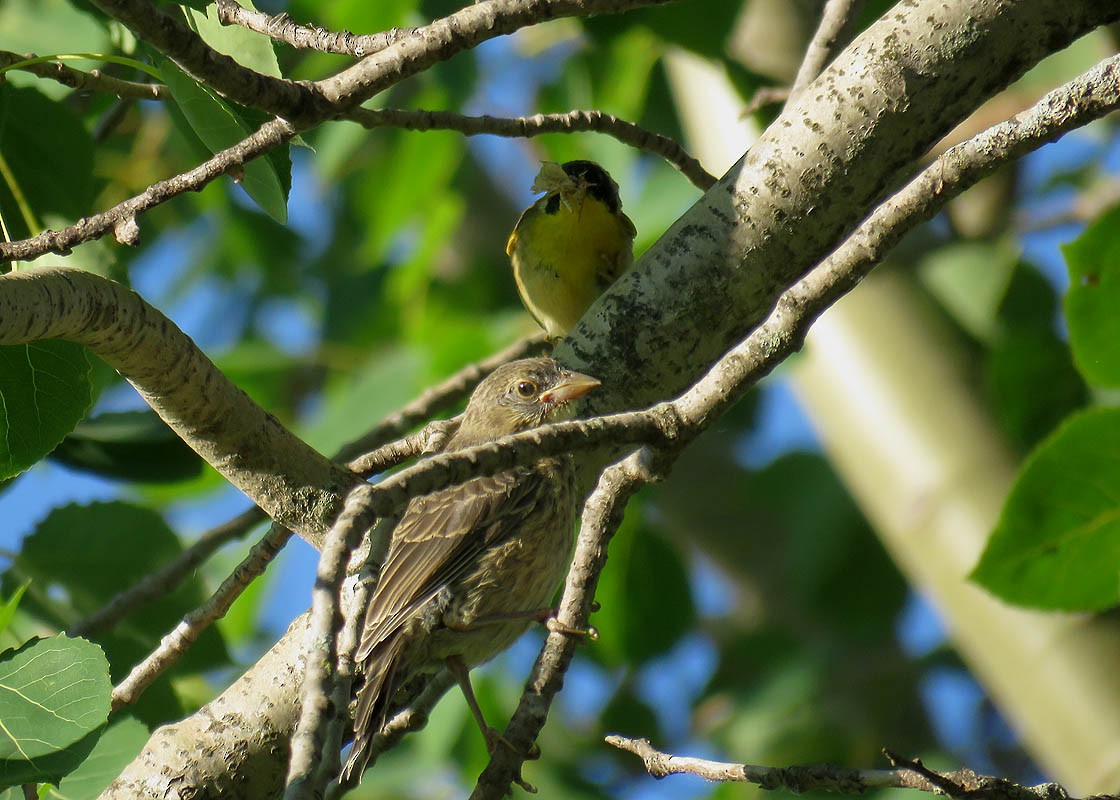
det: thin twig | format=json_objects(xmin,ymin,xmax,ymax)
[
  {"xmin": 471, "ymin": 448, "xmax": 661, "ymax": 799},
  {"xmin": 606, "ymin": 737, "xmax": 1118, "ymax": 800},
  {"xmin": 742, "ymin": 86, "xmax": 790, "ymax": 116},
  {"xmin": 314, "ymin": 517, "xmax": 395, "ymax": 793},
  {"xmin": 70, "ymin": 507, "xmax": 264, "ymax": 638},
  {"xmin": 336, "ymin": 334, "xmax": 547, "ymax": 463},
  {"xmin": 0, "ymin": 51, "xmax": 167, "ymax": 100},
  {"xmin": 284, "ymin": 486, "xmax": 377, "ymax": 800},
  {"xmin": 110, "ymin": 524, "xmax": 293, "ymax": 710},
  {"xmin": 214, "ymin": 0, "xmax": 418, "ymax": 57},
  {"xmin": 349, "ymin": 108, "xmax": 716, "ymax": 190}
]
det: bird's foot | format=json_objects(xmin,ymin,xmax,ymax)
[{"xmin": 545, "ymin": 615, "xmax": 599, "ymax": 640}]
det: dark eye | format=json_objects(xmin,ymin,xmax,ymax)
[{"xmin": 515, "ymin": 380, "xmax": 538, "ymax": 398}]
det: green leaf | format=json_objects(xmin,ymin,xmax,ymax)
[
  {"xmin": 592, "ymin": 511, "xmax": 695, "ymax": 665},
  {"xmin": 0, "ymin": 635, "xmax": 111, "ymax": 786},
  {"xmin": 155, "ymin": 55, "xmax": 288, "ymax": 222},
  {"xmin": 918, "ymin": 239, "xmax": 1019, "ymax": 342},
  {"xmin": 0, "ymin": 1, "xmax": 110, "ymax": 100},
  {"xmin": 584, "ymin": 0, "xmax": 737, "ymax": 62},
  {"xmin": 0, "ymin": 341, "xmax": 93, "ymax": 480},
  {"xmin": 971, "ymin": 408, "xmax": 1120, "ymax": 610},
  {"xmin": 0, "ymin": 584, "xmax": 28, "ymax": 641},
  {"xmin": 1063, "ymin": 204, "xmax": 1120, "ymax": 386},
  {"xmin": 13, "ymin": 502, "xmax": 229, "ymax": 723},
  {"xmin": 984, "ymin": 262, "xmax": 1087, "ymax": 451},
  {"xmin": 184, "ymin": 3, "xmax": 275, "ymax": 55},
  {"xmin": 304, "ymin": 346, "xmax": 424, "ymax": 455},
  {"xmin": 50, "ymin": 410, "xmax": 203, "ymax": 483},
  {"xmin": 44, "ymin": 717, "xmax": 149, "ymax": 800},
  {"xmin": 0, "ymin": 84, "xmax": 94, "ymax": 238}
]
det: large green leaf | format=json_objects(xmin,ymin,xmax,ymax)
[
  {"xmin": 155, "ymin": 55, "xmax": 288, "ymax": 223},
  {"xmin": 590, "ymin": 508, "xmax": 696, "ymax": 666},
  {"xmin": 12, "ymin": 502, "xmax": 230, "ymax": 724},
  {"xmin": 0, "ymin": 635, "xmax": 111, "ymax": 787},
  {"xmin": 1063, "ymin": 204, "xmax": 1120, "ymax": 387},
  {"xmin": 972, "ymin": 407, "xmax": 1120, "ymax": 610},
  {"xmin": 0, "ymin": 341, "xmax": 93, "ymax": 480},
  {"xmin": 184, "ymin": 2, "xmax": 282, "ymax": 79}
]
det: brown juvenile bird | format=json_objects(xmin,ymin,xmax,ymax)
[
  {"xmin": 342, "ymin": 357, "xmax": 600, "ymax": 782},
  {"xmin": 507, "ymin": 160, "xmax": 636, "ymax": 340}
]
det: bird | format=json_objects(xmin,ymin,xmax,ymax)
[
  {"xmin": 342, "ymin": 357, "xmax": 601, "ymax": 783},
  {"xmin": 506, "ymin": 160, "xmax": 636, "ymax": 340}
]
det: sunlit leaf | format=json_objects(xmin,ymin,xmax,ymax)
[
  {"xmin": 972, "ymin": 408, "xmax": 1120, "ymax": 610},
  {"xmin": 1063, "ymin": 203, "xmax": 1120, "ymax": 387},
  {"xmin": 0, "ymin": 635, "xmax": 111, "ymax": 787}
]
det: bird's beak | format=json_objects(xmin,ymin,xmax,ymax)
[{"xmin": 541, "ymin": 371, "xmax": 600, "ymax": 405}]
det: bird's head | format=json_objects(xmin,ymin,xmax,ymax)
[
  {"xmin": 451, "ymin": 357, "xmax": 600, "ymax": 447},
  {"xmin": 532, "ymin": 160, "xmax": 623, "ymax": 216}
]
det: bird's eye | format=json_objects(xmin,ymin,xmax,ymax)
[{"xmin": 515, "ymin": 380, "xmax": 538, "ymax": 398}]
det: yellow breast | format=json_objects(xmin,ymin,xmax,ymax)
[{"xmin": 507, "ymin": 194, "xmax": 634, "ymax": 339}]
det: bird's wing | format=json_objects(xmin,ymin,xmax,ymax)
[
  {"xmin": 595, "ymin": 211, "xmax": 637, "ymax": 288},
  {"xmin": 356, "ymin": 467, "xmax": 548, "ymax": 660}
]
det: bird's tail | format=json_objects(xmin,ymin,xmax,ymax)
[{"xmin": 340, "ymin": 637, "xmax": 404, "ymax": 784}]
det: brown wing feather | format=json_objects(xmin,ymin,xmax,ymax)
[{"xmin": 356, "ymin": 468, "xmax": 547, "ymax": 660}]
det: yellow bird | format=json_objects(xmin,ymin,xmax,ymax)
[{"xmin": 506, "ymin": 160, "xmax": 636, "ymax": 340}]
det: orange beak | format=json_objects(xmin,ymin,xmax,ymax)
[{"xmin": 540, "ymin": 370, "xmax": 600, "ymax": 405}]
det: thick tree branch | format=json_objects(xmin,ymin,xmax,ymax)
[
  {"xmin": 468, "ymin": 49, "xmax": 1120, "ymax": 799},
  {"xmin": 0, "ymin": 267, "xmax": 355, "ymax": 543},
  {"xmin": 556, "ymin": 0, "xmax": 1120, "ymax": 415}
]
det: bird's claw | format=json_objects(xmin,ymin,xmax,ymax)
[{"xmin": 546, "ymin": 616, "xmax": 599, "ymax": 640}]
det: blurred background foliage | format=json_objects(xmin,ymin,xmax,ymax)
[{"xmin": 0, "ymin": 0, "xmax": 1118, "ymax": 797}]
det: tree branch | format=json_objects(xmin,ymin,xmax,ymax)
[
  {"xmin": 69, "ymin": 506, "xmax": 264, "ymax": 638},
  {"xmin": 214, "ymin": 0, "xmax": 418, "ymax": 57},
  {"xmin": 471, "ymin": 447, "xmax": 660, "ymax": 798},
  {"xmin": 348, "ymin": 108, "xmax": 716, "ymax": 190},
  {"xmin": 0, "ymin": 117, "xmax": 296, "ymax": 263},
  {"xmin": 0, "ymin": 267, "xmax": 355, "ymax": 543},
  {"xmin": 788, "ymin": 0, "xmax": 865, "ymax": 102},
  {"xmin": 110, "ymin": 523, "xmax": 293, "ymax": 709},
  {"xmin": 467, "ymin": 48, "xmax": 1120, "ymax": 799},
  {"xmin": 0, "ymin": 0, "xmax": 675, "ymax": 264},
  {"xmin": 555, "ymin": 0, "xmax": 1120, "ymax": 417},
  {"xmin": 606, "ymin": 737, "xmax": 1120, "ymax": 800},
  {"xmin": 0, "ymin": 51, "xmax": 167, "ymax": 100}
]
